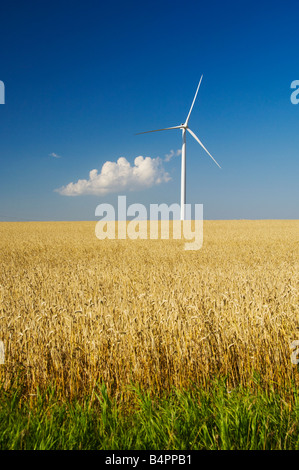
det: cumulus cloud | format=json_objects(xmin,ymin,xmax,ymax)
[
  {"xmin": 55, "ymin": 155, "xmax": 171, "ymax": 196},
  {"xmin": 49, "ymin": 152, "xmax": 61, "ymax": 158},
  {"xmin": 164, "ymin": 149, "xmax": 181, "ymax": 162}
]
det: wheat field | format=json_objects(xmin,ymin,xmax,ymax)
[{"xmin": 0, "ymin": 220, "xmax": 298, "ymax": 400}]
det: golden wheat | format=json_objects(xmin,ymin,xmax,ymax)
[{"xmin": 0, "ymin": 220, "xmax": 298, "ymax": 399}]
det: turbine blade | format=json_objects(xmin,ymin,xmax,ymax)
[
  {"xmin": 135, "ymin": 125, "xmax": 182, "ymax": 135},
  {"xmin": 185, "ymin": 75, "xmax": 203, "ymax": 125},
  {"xmin": 187, "ymin": 128, "xmax": 221, "ymax": 168}
]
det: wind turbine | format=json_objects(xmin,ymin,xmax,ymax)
[{"xmin": 136, "ymin": 76, "xmax": 221, "ymax": 220}]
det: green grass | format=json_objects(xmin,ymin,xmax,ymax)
[{"xmin": 1, "ymin": 378, "xmax": 299, "ymax": 450}]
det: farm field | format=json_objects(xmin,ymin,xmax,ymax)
[{"xmin": 0, "ymin": 219, "xmax": 298, "ymax": 449}]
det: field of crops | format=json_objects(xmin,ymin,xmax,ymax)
[
  {"xmin": 0, "ymin": 219, "xmax": 298, "ymax": 449},
  {"xmin": 0, "ymin": 220, "xmax": 298, "ymax": 402}
]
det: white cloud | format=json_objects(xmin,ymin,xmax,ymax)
[
  {"xmin": 49, "ymin": 152, "xmax": 61, "ymax": 158},
  {"xmin": 55, "ymin": 155, "xmax": 171, "ymax": 196},
  {"xmin": 164, "ymin": 149, "xmax": 181, "ymax": 162}
]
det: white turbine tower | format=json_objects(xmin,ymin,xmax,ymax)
[{"xmin": 136, "ymin": 76, "xmax": 221, "ymax": 220}]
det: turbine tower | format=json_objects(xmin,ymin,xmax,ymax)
[{"xmin": 136, "ymin": 76, "xmax": 221, "ymax": 220}]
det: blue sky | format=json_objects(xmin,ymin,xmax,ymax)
[{"xmin": 0, "ymin": 0, "xmax": 298, "ymax": 221}]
